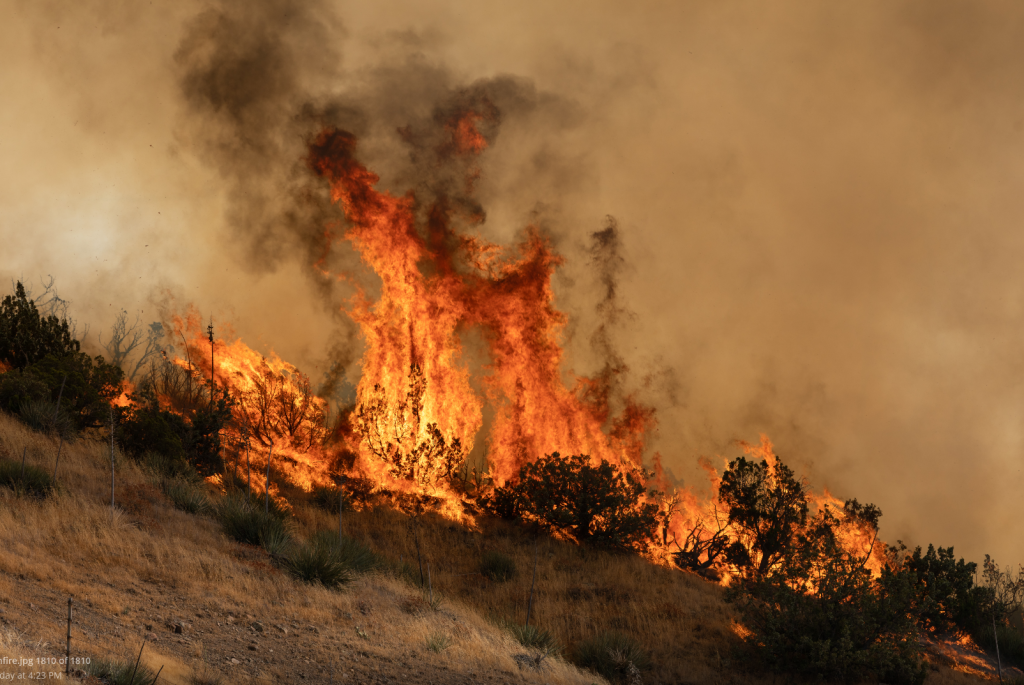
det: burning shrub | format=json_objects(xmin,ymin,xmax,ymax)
[
  {"xmin": 888, "ymin": 542, "xmax": 988, "ymax": 636},
  {"xmin": 718, "ymin": 454, "xmax": 809, "ymax": 580},
  {"xmin": 730, "ymin": 497, "xmax": 928, "ymax": 685},
  {"xmin": 487, "ymin": 453, "xmax": 658, "ymax": 552},
  {"xmin": 356, "ymin": 363, "xmax": 465, "ymax": 489}
]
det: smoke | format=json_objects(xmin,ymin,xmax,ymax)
[{"xmin": 3, "ymin": 0, "xmax": 1024, "ymax": 570}]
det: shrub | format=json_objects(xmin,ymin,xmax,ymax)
[
  {"xmin": 216, "ymin": 493, "xmax": 291, "ymax": 553},
  {"xmin": 733, "ymin": 513, "xmax": 926, "ymax": 685},
  {"xmin": 165, "ymin": 480, "xmax": 211, "ymax": 515},
  {"xmin": 573, "ymin": 631, "xmax": 650, "ymax": 683},
  {"xmin": 85, "ymin": 655, "xmax": 159, "ymax": 685},
  {"xmin": 0, "ymin": 458, "xmax": 53, "ymax": 497},
  {"xmin": 481, "ymin": 550, "xmax": 517, "ymax": 582},
  {"xmin": 889, "ymin": 542, "xmax": 987, "ymax": 635},
  {"xmin": 487, "ymin": 453, "xmax": 658, "ymax": 552}
]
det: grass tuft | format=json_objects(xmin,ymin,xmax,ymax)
[
  {"xmin": 0, "ymin": 458, "xmax": 53, "ymax": 497},
  {"xmin": 284, "ymin": 530, "xmax": 380, "ymax": 588},
  {"xmin": 165, "ymin": 480, "xmax": 211, "ymax": 515},
  {"xmin": 572, "ymin": 630, "xmax": 651, "ymax": 683},
  {"xmin": 85, "ymin": 655, "xmax": 159, "ymax": 685},
  {"xmin": 481, "ymin": 550, "xmax": 517, "ymax": 582},
  {"xmin": 285, "ymin": 534, "xmax": 353, "ymax": 588},
  {"xmin": 425, "ymin": 632, "xmax": 453, "ymax": 653},
  {"xmin": 310, "ymin": 484, "xmax": 353, "ymax": 512},
  {"xmin": 216, "ymin": 492, "xmax": 292, "ymax": 553},
  {"xmin": 504, "ymin": 622, "xmax": 560, "ymax": 653}
]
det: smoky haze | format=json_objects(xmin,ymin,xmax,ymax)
[{"xmin": 2, "ymin": 0, "xmax": 1023, "ymax": 570}]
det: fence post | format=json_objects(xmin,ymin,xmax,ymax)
[
  {"xmin": 128, "ymin": 641, "xmax": 145, "ymax": 685},
  {"xmin": 65, "ymin": 597, "xmax": 72, "ymax": 676},
  {"xmin": 525, "ymin": 538, "xmax": 539, "ymax": 628},
  {"xmin": 110, "ymin": 407, "xmax": 116, "ymax": 521},
  {"xmin": 265, "ymin": 448, "xmax": 273, "ymax": 513}
]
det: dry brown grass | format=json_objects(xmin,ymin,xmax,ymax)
[{"xmin": 0, "ymin": 409, "xmax": 997, "ymax": 684}]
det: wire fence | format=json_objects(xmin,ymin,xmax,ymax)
[{"xmin": 0, "ymin": 595, "xmax": 189, "ymax": 684}]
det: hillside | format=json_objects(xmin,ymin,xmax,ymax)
[{"xmin": 0, "ymin": 411, "xmax": 1013, "ymax": 685}]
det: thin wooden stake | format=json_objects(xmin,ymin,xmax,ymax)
[
  {"xmin": 994, "ymin": 614, "xmax": 1003, "ymax": 683},
  {"xmin": 52, "ymin": 433, "xmax": 65, "ymax": 481},
  {"xmin": 152, "ymin": 665, "xmax": 164, "ymax": 684},
  {"xmin": 65, "ymin": 597, "xmax": 72, "ymax": 676},
  {"xmin": 53, "ymin": 375, "xmax": 67, "ymax": 425},
  {"xmin": 265, "ymin": 448, "xmax": 273, "ymax": 513},
  {"xmin": 110, "ymin": 407, "xmax": 116, "ymax": 521},
  {"xmin": 525, "ymin": 538, "xmax": 539, "ymax": 628},
  {"xmin": 414, "ymin": 524, "xmax": 424, "ymax": 587},
  {"xmin": 128, "ymin": 641, "xmax": 145, "ymax": 685}
]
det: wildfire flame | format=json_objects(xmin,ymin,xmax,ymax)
[{"xmin": 137, "ymin": 105, "xmax": 886, "ymax": 581}]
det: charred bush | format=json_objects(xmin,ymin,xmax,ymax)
[{"xmin": 488, "ymin": 453, "xmax": 657, "ymax": 552}]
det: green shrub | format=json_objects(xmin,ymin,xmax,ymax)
[
  {"xmin": 481, "ymin": 550, "xmax": 517, "ymax": 582},
  {"xmin": 0, "ymin": 458, "xmax": 53, "ymax": 497},
  {"xmin": 505, "ymin": 622, "xmax": 559, "ymax": 652},
  {"xmin": 216, "ymin": 493, "xmax": 291, "ymax": 553},
  {"xmin": 573, "ymin": 631, "xmax": 650, "ymax": 683},
  {"xmin": 486, "ymin": 453, "xmax": 657, "ymax": 552},
  {"xmin": 166, "ymin": 480, "xmax": 211, "ymax": 515},
  {"xmin": 85, "ymin": 655, "xmax": 159, "ymax": 685}
]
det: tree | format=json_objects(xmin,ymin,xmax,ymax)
[
  {"xmin": 100, "ymin": 310, "xmax": 164, "ymax": 383},
  {"xmin": 718, "ymin": 455, "xmax": 808, "ymax": 580},
  {"xmin": 0, "ymin": 281, "xmax": 79, "ymax": 370},
  {"xmin": 488, "ymin": 453, "xmax": 658, "ymax": 552}
]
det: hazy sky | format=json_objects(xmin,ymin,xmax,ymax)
[{"xmin": 2, "ymin": 0, "xmax": 1023, "ymax": 569}]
